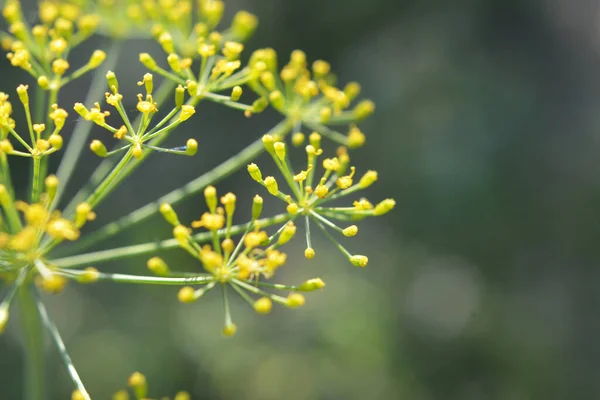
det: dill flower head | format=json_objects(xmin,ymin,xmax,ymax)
[
  {"xmin": 248, "ymin": 49, "xmax": 375, "ymax": 148},
  {"xmin": 2, "ymin": 0, "xmax": 104, "ymax": 87},
  {"xmin": 159, "ymin": 186, "xmax": 325, "ymax": 335},
  {"xmin": 74, "ymin": 71, "xmax": 198, "ymax": 159},
  {"xmin": 248, "ymin": 135, "xmax": 395, "ymax": 265},
  {"xmin": 108, "ymin": 371, "xmax": 190, "ymax": 400},
  {"xmin": 79, "ymin": 0, "xmax": 257, "ymax": 51},
  {"xmin": 0, "ymin": 87, "xmax": 67, "ymax": 160}
]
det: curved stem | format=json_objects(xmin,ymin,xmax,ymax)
[
  {"xmin": 35, "ymin": 289, "xmax": 91, "ymax": 400},
  {"xmin": 61, "ymin": 119, "xmax": 294, "ymax": 255},
  {"xmin": 17, "ymin": 284, "xmax": 45, "ymax": 400}
]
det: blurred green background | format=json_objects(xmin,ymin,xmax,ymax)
[{"xmin": 2, "ymin": 0, "xmax": 599, "ymax": 398}]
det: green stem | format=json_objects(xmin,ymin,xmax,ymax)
[
  {"xmin": 60, "ymin": 270, "xmax": 213, "ymax": 285},
  {"xmin": 35, "ymin": 289, "xmax": 91, "ymax": 400},
  {"xmin": 52, "ymin": 41, "xmax": 123, "ymax": 211},
  {"xmin": 31, "ymin": 158, "xmax": 41, "ymax": 203},
  {"xmin": 85, "ymin": 150, "xmax": 133, "ymax": 209},
  {"xmin": 61, "ymin": 119, "xmax": 294, "ymax": 254},
  {"xmin": 49, "ymin": 213, "xmax": 290, "ymax": 268},
  {"xmin": 17, "ymin": 284, "xmax": 45, "ymax": 400}
]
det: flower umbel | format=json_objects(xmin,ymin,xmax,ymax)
[
  {"xmin": 160, "ymin": 186, "xmax": 325, "ymax": 335},
  {"xmin": 248, "ymin": 135, "xmax": 395, "ymax": 265}
]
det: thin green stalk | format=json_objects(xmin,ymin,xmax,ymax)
[
  {"xmin": 61, "ymin": 119, "xmax": 294, "ymax": 254},
  {"xmin": 35, "ymin": 290, "xmax": 91, "ymax": 400},
  {"xmin": 31, "ymin": 157, "xmax": 41, "ymax": 203},
  {"xmin": 60, "ymin": 270, "xmax": 213, "ymax": 285},
  {"xmin": 49, "ymin": 213, "xmax": 290, "ymax": 268},
  {"xmin": 17, "ymin": 285, "xmax": 45, "ymax": 400},
  {"xmin": 85, "ymin": 150, "xmax": 133, "ymax": 209},
  {"xmin": 52, "ymin": 41, "xmax": 123, "ymax": 211}
]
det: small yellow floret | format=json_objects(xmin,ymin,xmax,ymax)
[
  {"xmin": 286, "ymin": 293, "xmax": 305, "ymax": 308},
  {"xmin": 253, "ymin": 297, "xmax": 272, "ymax": 314}
]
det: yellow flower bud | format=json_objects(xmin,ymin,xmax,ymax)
[
  {"xmin": 292, "ymin": 132, "xmax": 305, "ymax": 147},
  {"xmin": 312, "ymin": 60, "xmax": 330, "ymax": 76},
  {"xmin": 178, "ymin": 286, "xmax": 196, "ymax": 303},
  {"xmin": 132, "ymin": 143, "xmax": 143, "ymax": 159},
  {"xmin": 252, "ymin": 195, "xmax": 263, "ymax": 220},
  {"xmin": 269, "ymin": 90, "xmax": 284, "ymax": 109},
  {"xmin": 263, "ymin": 176, "xmax": 278, "ymax": 196},
  {"xmin": 247, "ymin": 163, "xmax": 262, "ymax": 182},
  {"xmin": 0, "ymin": 139, "xmax": 13, "ymax": 153},
  {"xmin": 347, "ymin": 126, "xmax": 366, "ymax": 149},
  {"xmin": 278, "ymin": 222, "xmax": 296, "ymax": 245},
  {"xmin": 299, "ymin": 278, "xmax": 326, "ymax": 291},
  {"xmin": 37, "ymin": 76, "xmax": 49, "ymax": 89},
  {"xmin": 230, "ymin": 85, "xmax": 242, "ymax": 101},
  {"xmin": 320, "ymin": 107, "xmax": 332, "ymax": 123},
  {"xmin": 173, "ymin": 225, "xmax": 190, "ymax": 244},
  {"xmin": 349, "ymin": 255, "xmax": 368, "ymax": 267},
  {"xmin": 147, "ymin": 257, "xmax": 169, "ymax": 276},
  {"xmin": 231, "ymin": 11, "xmax": 258, "ymax": 40},
  {"xmin": 286, "ymin": 293, "xmax": 305, "ymax": 308},
  {"xmin": 49, "ymin": 134, "xmax": 63, "ymax": 149},
  {"xmin": 185, "ymin": 139, "xmax": 198, "ymax": 156},
  {"xmin": 374, "ymin": 199, "xmax": 396, "ymax": 216},
  {"xmin": 179, "ymin": 105, "xmax": 195, "ymax": 122},
  {"xmin": 75, "ymin": 202, "xmax": 95, "ymax": 226},
  {"xmin": 273, "ymin": 141, "xmax": 286, "ymax": 161},
  {"xmin": 77, "ymin": 267, "xmax": 100, "ymax": 284},
  {"xmin": 286, "ymin": 203, "xmax": 299, "ymax": 215},
  {"xmin": 223, "ymin": 323, "xmax": 237, "ymax": 337},
  {"xmin": 139, "ymin": 53, "xmax": 157, "ymax": 70},
  {"xmin": 342, "ymin": 225, "xmax": 358, "ymax": 237},
  {"xmin": 52, "ymin": 59, "xmax": 69, "ymax": 75},
  {"xmin": 204, "ymin": 185, "xmax": 217, "ymax": 212},
  {"xmin": 88, "ymin": 50, "xmax": 106, "ymax": 68},
  {"xmin": 253, "ymin": 297, "xmax": 272, "ymax": 314},
  {"xmin": 354, "ymin": 99, "xmax": 375, "ymax": 120},
  {"xmin": 358, "ymin": 170, "xmax": 378, "ymax": 188},
  {"xmin": 304, "ymin": 247, "xmax": 315, "ymax": 259},
  {"xmin": 160, "ymin": 203, "xmax": 179, "ymax": 226},
  {"xmin": 16, "ymin": 84, "xmax": 28, "ymax": 105},
  {"xmin": 220, "ymin": 192, "xmax": 236, "ymax": 216},
  {"xmin": 167, "ymin": 53, "xmax": 181, "ymax": 72},
  {"xmin": 37, "ymin": 274, "xmax": 68, "ymax": 294},
  {"xmin": 128, "ymin": 372, "xmax": 147, "ymax": 399},
  {"xmin": 90, "ymin": 140, "xmax": 107, "ymax": 157}
]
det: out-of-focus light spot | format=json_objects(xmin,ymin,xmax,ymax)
[{"xmin": 404, "ymin": 258, "xmax": 481, "ymax": 339}]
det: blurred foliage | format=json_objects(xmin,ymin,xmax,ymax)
[{"xmin": 2, "ymin": 0, "xmax": 599, "ymax": 398}]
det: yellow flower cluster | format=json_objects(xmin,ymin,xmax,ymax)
[
  {"xmin": 74, "ymin": 71, "xmax": 198, "ymax": 159},
  {"xmin": 108, "ymin": 371, "xmax": 190, "ymax": 400},
  {"xmin": 248, "ymin": 133, "xmax": 395, "ymax": 265},
  {"xmin": 248, "ymin": 49, "xmax": 375, "ymax": 148},
  {"xmin": 0, "ymin": 87, "xmax": 67, "ymax": 159},
  {"xmin": 158, "ymin": 186, "xmax": 324, "ymax": 335},
  {"xmin": 2, "ymin": 0, "xmax": 105, "ymax": 88}
]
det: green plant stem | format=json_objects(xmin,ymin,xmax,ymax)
[
  {"xmin": 61, "ymin": 118, "xmax": 294, "ymax": 254},
  {"xmin": 17, "ymin": 284, "xmax": 45, "ymax": 400},
  {"xmin": 35, "ymin": 289, "xmax": 91, "ymax": 400},
  {"xmin": 31, "ymin": 157, "xmax": 41, "ymax": 203},
  {"xmin": 49, "ymin": 213, "xmax": 290, "ymax": 268},
  {"xmin": 61, "ymin": 270, "xmax": 213, "ymax": 285},
  {"xmin": 52, "ymin": 41, "xmax": 123, "ymax": 211},
  {"xmin": 86, "ymin": 150, "xmax": 133, "ymax": 208}
]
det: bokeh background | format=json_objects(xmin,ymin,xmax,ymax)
[{"xmin": 2, "ymin": 0, "xmax": 600, "ymax": 398}]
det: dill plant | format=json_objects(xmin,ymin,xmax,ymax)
[{"xmin": 0, "ymin": 0, "xmax": 395, "ymax": 399}]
